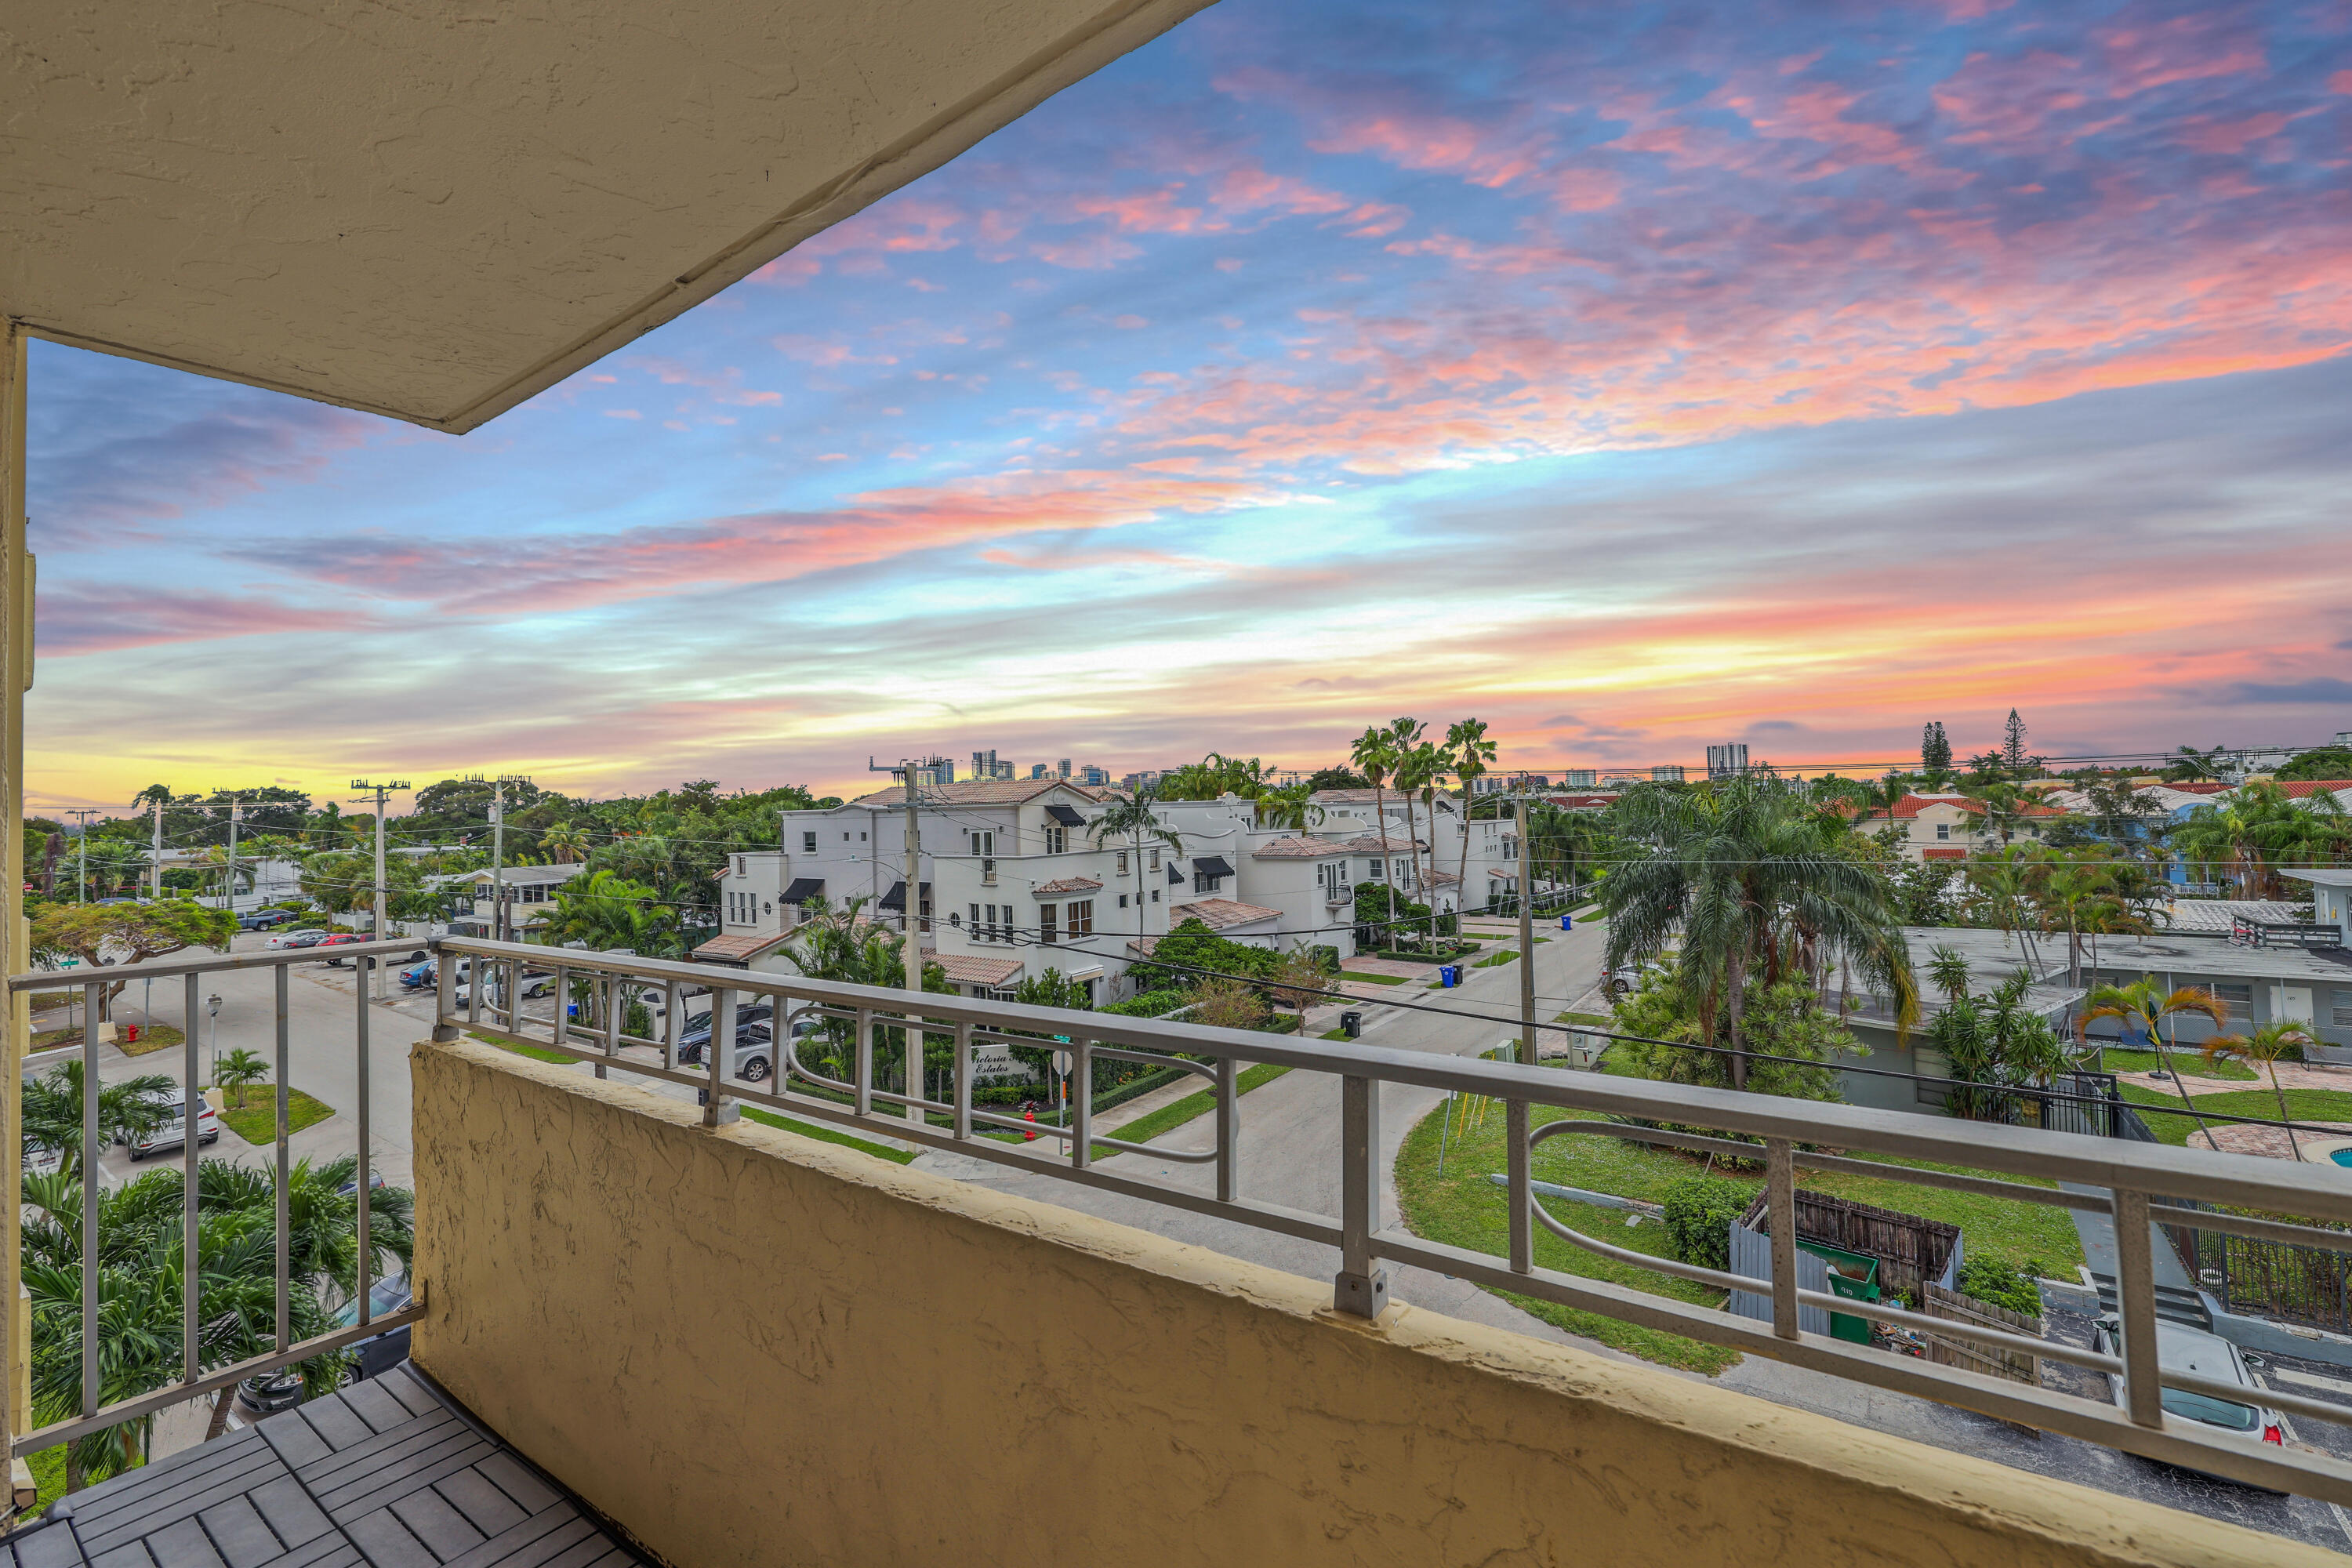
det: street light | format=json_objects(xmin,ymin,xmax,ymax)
[{"xmin": 206, "ymin": 993, "xmax": 222, "ymax": 1086}]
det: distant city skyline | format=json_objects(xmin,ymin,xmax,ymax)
[{"xmin": 23, "ymin": 0, "xmax": 2351, "ymax": 810}]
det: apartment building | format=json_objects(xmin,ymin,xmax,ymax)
[
  {"xmin": 441, "ymin": 862, "xmax": 584, "ymax": 938},
  {"xmin": 1846, "ymin": 792, "xmax": 2063, "ymax": 862}
]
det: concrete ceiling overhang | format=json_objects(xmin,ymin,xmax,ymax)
[{"xmin": 2, "ymin": 0, "xmax": 1214, "ymax": 433}]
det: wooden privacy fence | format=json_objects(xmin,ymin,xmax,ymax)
[
  {"xmin": 1922, "ymin": 1283, "xmax": 2044, "ymax": 1388},
  {"xmin": 1740, "ymin": 1188, "xmax": 1962, "ymax": 1300}
]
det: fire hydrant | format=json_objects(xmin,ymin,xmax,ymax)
[{"xmin": 1022, "ymin": 1105, "xmax": 1038, "ymax": 1142}]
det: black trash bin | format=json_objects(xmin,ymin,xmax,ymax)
[{"xmin": 1341, "ymin": 1011, "xmax": 1363, "ymax": 1039}]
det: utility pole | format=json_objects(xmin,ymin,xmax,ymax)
[
  {"xmin": 223, "ymin": 795, "xmax": 242, "ymax": 916},
  {"xmin": 488, "ymin": 775, "xmax": 528, "ymax": 943},
  {"xmin": 871, "ymin": 757, "xmax": 926, "ymax": 1125},
  {"xmin": 64, "ymin": 808, "xmax": 98, "ymax": 902},
  {"xmin": 350, "ymin": 779, "xmax": 410, "ymax": 1000},
  {"xmin": 1517, "ymin": 792, "xmax": 1537, "ymax": 1068},
  {"xmin": 148, "ymin": 794, "xmax": 165, "ymax": 902}
]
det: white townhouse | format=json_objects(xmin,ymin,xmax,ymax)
[
  {"xmin": 1301, "ymin": 789, "xmax": 1522, "ymax": 916},
  {"xmin": 442, "ymin": 862, "xmax": 586, "ymax": 938}
]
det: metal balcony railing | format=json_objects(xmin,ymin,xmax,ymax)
[
  {"xmin": 16, "ymin": 933, "xmax": 2352, "ymax": 1504},
  {"xmin": 5, "ymin": 940, "xmax": 426, "ymax": 1455}
]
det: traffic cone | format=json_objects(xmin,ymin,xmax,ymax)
[{"xmin": 1023, "ymin": 1106, "xmax": 1038, "ymax": 1142}]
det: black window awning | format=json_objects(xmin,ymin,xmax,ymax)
[
  {"xmin": 782, "ymin": 877, "xmax": 824, "ymax": 902},
  {"xmin": 1044, "ymin": 803, "xmax": 1087, "ymax": 827},
  {"xmin": 1192, "ymin": 855, "xmax": 1234, "ymax": 879},
  {"xmin": 1167, "ymin": 865, "xmax": 1185, "ymax": 884},
  {"xmin": 877, "ymin": 880, "xmax": 931, "ymax": 912}
]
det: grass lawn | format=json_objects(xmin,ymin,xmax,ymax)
[
  {"xmin": 1396, "ymin": 1099, "xmax": 1743, "ymax": 1373},
  {"xmin": 217, "ymin": 1087, "xmax": 335, "ymax": 1144},
  {"xmin": 1471, "ymin": 950, "xmax": 1520, "ymax": 969},
  {"xmin": 2093, "ymin": 1047, "xmax": 2255, "ymax": 1081},
  {"xmin": 1554, "ymin": 1011, "xmax": 1610, "ymax": 1027},
  {"xmin": 1395, "ymin": 1087, "xmax": 2085, "ymax": 1374},
  {"xmin": 741, "ymin": 1106, "xmax": 916, "ymax": 1164},
  {"xmin": 474, "ymin": 1032, "xmax": 579, "ymax": 1065},
  {"xmin": 1345, "ymin": 971, "xmax": 1410, "ymax": 985},
  {"xmin": 115, "ymin": 1024, "xmax": 189, "ymax": 1058},
  {"xmin": 1102, "ymin": 1063, "xmax": 1291, "ymax": 1153},
  {"xmin": 1319, "ymin": 1027, "xmax": 1354, "ymax": 1040},
  {"xmin": 2121, "ymin": 1083, "xmax": 2352, "ymax": 1146}
]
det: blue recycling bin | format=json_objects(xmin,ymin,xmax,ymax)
[
  {"xmin": 1438, "ymin": 964, "xmax": 1461, "ymax": 988},
  {"xmin": 1559, "ymin": 913, "xmax": 1573, "ymax": 931}
]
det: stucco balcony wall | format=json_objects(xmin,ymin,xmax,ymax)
[{"xmin": 408, "ymin": 1039, "xmax": 2326, "ymax": 1568}]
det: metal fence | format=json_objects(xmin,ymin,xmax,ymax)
[
  {"xmin": 7, "ymin": 940, "xmax": 426, "ymax": 1457},
  {"xmin": 16, "ymin": 932, "xmax": 2352, "ymax": 1504}
]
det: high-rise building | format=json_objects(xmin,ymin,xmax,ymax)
[
  {"xmin": 1056, "ymin": 758, "xmax": 1073, "ymax": 779},
  {"xmin": 913, "ymin": 755, "xmax": 956, "ymax": 788},
  {"xmin": 1650, "ymin": 765, "xmax": 1685, "ymax": 783},
  {"xmin": 1029, "ymin": 762, "xmax": 1047, "ymax": 779},
  {"xmin": 1078, "ymin": 764, "xmax": 1109, "ymax": 786},
  {"xmin": 1562, "ymin": 769, "xmax": 1597, "ymax": 788},
  {"xmin": 1705, "ymin": 744, "xmax": 1748, "ymax": 780}
]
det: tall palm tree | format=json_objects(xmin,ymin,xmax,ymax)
[
  {"xmin": 1251, "ymin": 782, "xmax": 1323, "ymax": 833},
  {"xmin": 2204, "ymin": 1020, "xmax": 2321, "ymax": 1160},
  {"xmin": 1445, "ymin": 717, "xmax": 1497, "ymax": 914},
  {"xmin": 2172, "ymin": 782, "xmax": 2347, "ymax": 898},
  {"xmin": 1349, "ymin": 725, "xmax": 1403, "ymax": 933},
  {"xmin": 1396, "ymin": 737, "xmax": 1443, "ymax": 942},
  {"xmin": 541, "ymin": 868, "xmax": 676, "ymax": 956},
  {"xmin": 1604, "ymin": 775, "xmax": 1918, "ymax": 1090},
  {"xmin": 1091, "ymin": 792, "xmax": 1183, "ymax": 947},
  {"xmin": 2080, "ymin": 977, "xmax": 2228, "ymax": 1148},
  {"xmin": 543, "ymin": 820, "xmax": 593, "ymax": 865},
  {"xmin": 2034, "ymin": 860, "xmax": 2114, "ymax": 989}
]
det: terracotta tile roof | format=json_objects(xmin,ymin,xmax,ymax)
[
  {"xmin": 2271, "ymin": 779, "xmax": 2352, "ymax": 799},
  {"xmin": 924, "ymin": 951, "xmax": 1025, "ymax": 988},
  {"xmin": 1252, "ymin": 836, "xmax": 1348, "ymax": 858},
  {"xmin": 1168, "ymin": 898, "xmax": 1283, "ymax": 930},
  {"xmin": 690, "ymin": 931, "xmax": 793, "ymax": 963},
  {"xmin": 1308, "ymin": 789, "xmax": 1388, "ymax": 804},
  {"xmin": 847, "ymin": 779, "xmax": 1112, "ymax": 808},
  {"xmin": 1031, "ymin": 876, "xmax": 1104, "ymax": 895},
  {"xmin": 1922, "ymin": 848, "xmax": 1968, "ymax": 861},
  {"xmin": 1338, "ymin": 833, "xmax": 1420, "ymax": 854},
  {"xmin": 1853, "ymin": 793, "xmax": 2063, "ymax": 822}
]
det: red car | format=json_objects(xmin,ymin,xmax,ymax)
[{"xmin": 318, "ymin": 933, "xmax": 370, "ymax": 966}]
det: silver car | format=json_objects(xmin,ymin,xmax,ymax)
[{"xmin": 2094, "ymin": 1316, "xmax": 2285, "ymax": 1480}]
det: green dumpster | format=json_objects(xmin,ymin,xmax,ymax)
[{"xmin": 1796, "ymin": 1240, "xmax": 1882, "ymax": 1344}]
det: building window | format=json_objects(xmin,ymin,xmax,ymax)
[
  {"xmin": 1068, "ymin": 900, "xmax": 1094, "ymax": 937},
  {"xmin": 1148, "ymin": 848, "xmax": 1160, "ymax": 872},
  {"xmin": 1934, "ymin": 824, "xmax": 1951, "ymax": 841},
  {"xmin": 1150, "ymin": 890, "xmax": 1160, "ymax": 903},
  {"xmin": 735, "ymin": 855, "xmax": 747, "ymax": 875},
  {"xmin": 1116, "ymin": 851, "xmax": 1129, "ymax": 876},
  {"xmin": 1392, "ymin": 858, "xmax": 1409, "ymax": 880},
  {"xmin": 1194, "ymin": 871, "xmax": 1224, "ymax": 895},
  {"xmin": 1044, "ymin": 826, "xmax": 1067, "ymax": 855},
  {"xmin": 2212, "ymin": 983, "xmax": 2252, "ymax": 1022},
  {"xmin": 1039, "ymin": 904, "xmax": 1059, "ymax": 944},
  {"xmin": 2334, "ymin": 992, "xmax": 2352, "ymax": 1029},
  {"xmin": 970, "ymin": 830, "xmax": 994, "ymax": 857},
  {"xmin": 802, "ymin": 832, "xmax": 818, "ymax": 854},
  {"xmin": 1366, "ymin": 859, "xmax": 1381, "ymax": 880},
  {"xmin": 1118, "ymin": 893, "xmax": 1129, "ymax": 908}
]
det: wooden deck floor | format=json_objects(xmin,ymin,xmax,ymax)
[{"xmin": 9, "ymin": 1366, "xmax": 648, "ymax": 1567}]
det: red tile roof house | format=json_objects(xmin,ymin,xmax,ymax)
[{"xmin": 1844, "ymin": 792, "xmax": 2066, "ymax": 862}]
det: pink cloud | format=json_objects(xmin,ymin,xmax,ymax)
[{"xmin": 36, "ymin": 587, "xmax": 376, "ymax": 656}]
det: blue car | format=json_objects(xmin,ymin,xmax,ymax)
[{"xmin": 398, "ymin": 960, "xmax": 437, "ymax": 989}]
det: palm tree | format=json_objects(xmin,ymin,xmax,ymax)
[
  {"xmin": 1396, "ymin": 737, "xmax": 1444, "ymax": 942},
  {"xmin": 2080, "ymin": 978, "xmax": 2227, "ymax": 1148},
  {"xmin": 541, "ymin": 868, "xmax": 675, "ymax": 956},
  {"xmin": 1252, "ymin": 782, "xmax": 1323, "ymax": 833},
  {"xmin": 1349, "ymin": 722, "xmax": 1407, "ymax": 935},
  {"xmin": 1926, "ymin": 946, "xmax": 1972, "ymax": 1006},
  {"xmin": 2034, "ymin": 860, "xmax": 2114, "ymax": 989},
  {"xmin": 2172, "ymin": 782, "xmax": 2347, "ymax": 898},
  {"xmin": 215, "ymin": 1046, "xmax": 269, "ymax": 1111},
  {"xmin": 1091, "ymin": 792, "xmax": 1183, "ymax": 947},
  {"xmin": 543, "ymin": 820, "xmax": 593, "ymax": 865},
  {"xmin": 1604, "ymin": 775, "xmax": 1917, "ymax": 1090},
  {"xmin": 21, "ymin": 1062, "xmax": 175, "ymax": 1176},
  {"xmin": 2203, "ymin": 1020, "xmax": 2321, "ymax": 1160},
  {"xmin": 2165, "ymin": 745, "xmax": 2229, "ymax": 784},
  {"xmin": 1445, "ymin": 718, "xmax": 1497, "ymax": 914},
  {"xmin": 1964, "ymin": 848, "xmax": 2049, "ymax": 976}
]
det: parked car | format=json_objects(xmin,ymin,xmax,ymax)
[
  {"xmin": 453, "ymin": 970, "xmax": 554, "ymax": 1007},
  {"xmin": 677, "ymin": 1015, "xmax": 778, "ymax": 1083},
  {"xmin": 22, "ymin": 1145, "xmax": 63, "ymax": 1179},
  {"xmin": 240, "ymin": 1275, "xmax": 415, "ymax": 1414},
  {"xmin": 318, "ymin": 932, "xmax": 372, "ymax": 964},
  {"xmin": 2093, "ymin": 1316, "xmax": 2284, "ymax": 1483},
  {"xmin": 124, "ymin": 1090, "xmax": 219, "ymax": 1162},
  {"xmin": 265, "ymin": 928, "xmax": 330, "ymax": 950},
  {"xmin": 238, "ymin": 909, "xmax": 303, "ymax": 931},
  {"xmin": 398, "ymin": 959, "xmax": 438, "ymax": 989}
]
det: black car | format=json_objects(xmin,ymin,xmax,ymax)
[
  {"xmin": 238, "ymin": 909, "xmax": 303, "ymax": 931},
  {"xmin": 237, "ymin": 1276, "xmax": 413, "ymax": 1414}
]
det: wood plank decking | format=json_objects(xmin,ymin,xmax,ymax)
[{"xmin": 8, "ymin": 1367, "xmax": 648, "ymax": 1567}]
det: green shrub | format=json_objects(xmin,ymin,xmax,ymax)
[
  {"xmin": 1661, "ymin": 1176, "xmax": 1754, "ymax": 1272},
  {"xmin": 1102, "ymin": 988, "xmax": 1189, "ymax": 1018},
  {"xmin": 1957, "ymin": 1254, "xmax": 2043, "ymax": 1319}
]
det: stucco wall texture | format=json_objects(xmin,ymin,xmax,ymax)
[{"xmin": 409, "ymin": 1039, "xmax": 2330, "ymax": 1568}]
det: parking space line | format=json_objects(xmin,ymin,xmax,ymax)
[{"xmin": 2274, "ymin": 1367, "xmax": 2352, "ymax": 1397}]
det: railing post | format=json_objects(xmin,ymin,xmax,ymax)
[
  {"xmin": 704, "ymin": 987, "xmax": 739, "ymax": 1127},
  {"xmin": 953, "ymin": 1022, "xmax": 973, "ymax": 1140},
  {"xmin": 1072, "ymin": 1040, "xmax": 1094, "ymax": 1170},
  {"xmin": 1506, "ymin": 1098, "xmax": 1532, "ymax": 1274},
  {"xmin": 550, "ymin": 964, "xmax": 569, "ymax": 1051},
  {"xmin": 2113, "ymin": 1188, "xmax": 2165, "ymax": 1427},
  {"xmin": 597, "ymin": 973, "xmax": 617, "ymax": 1080},
  {"xmin": 1214, "ymin": 1054, "xmax": 1239, "ymax": 1204},
  {"xmin": 1766, "ymin": 1137, "xmax": 1799, "ymax": 1341},
  {"xmin": 80, "ymin": 982, "xmax": 99, "ymax": 1420},
  {"xmin": 181, "ymin": 972, "xmax": 201, "ymax": 1386},
  {"xmin": 432, "ymin": 946, "xmax": 459, "ymax": 1043},
  {"xmin": 854, "ymin": 1007, "xmax": 873, "ymax": 1117},
  {"xmin": 356, "ymin": 943, "xmax": 372, "ymax": 1328},
  {"xmin": 275, "ymin": 965, "xmax": 290, "ymax": 1354},
  {"xmin": 1333, "ymin": 1074, "xmax": 1389, "ymax": 1318},
  {"xmin": 662, "ymin": 980, "xmax": 679, "ymax": 1072}
]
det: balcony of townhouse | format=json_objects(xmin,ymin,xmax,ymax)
[{"xmin": 13, "ymin": 937, "xmax": 2352, "ymax": 1567}]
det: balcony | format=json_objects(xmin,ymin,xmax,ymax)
[{"xmin": 11, "ymin": 937, "xmax": 2352, "ymax": 1566}]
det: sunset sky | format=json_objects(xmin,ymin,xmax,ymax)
[{"xmin": 24, "ymin": 0, "xmax": 2352, "ymax": 815}]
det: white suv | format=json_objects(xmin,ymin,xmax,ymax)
[{"xmin": 125, "ymin": 1091, "xmax": 220, "ymax": 1161}]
